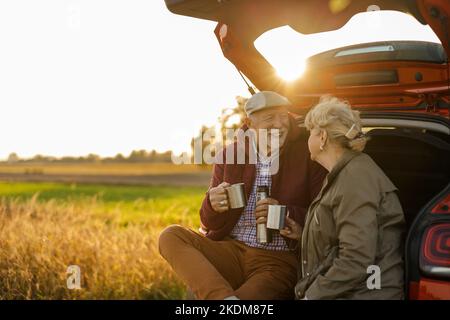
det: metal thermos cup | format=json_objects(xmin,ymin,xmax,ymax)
[
  {"xmin": 267, "ymin": 205, "xmax": 287, "ymax": 230},
  {"xmin": 257, "ymin": 223, "xmax": 271, "ymax": 244},
  {"xmin": 256, "ymin": 185, "xmax": 272, "ymax": 244},
  {"xmin": 225, "ymin": 183, "xmax": 247, "ymax": 209}
]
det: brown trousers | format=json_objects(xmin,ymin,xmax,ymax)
[{"xmin": 158, "ymin": 225, "xmax": 298, "ymax": 300}]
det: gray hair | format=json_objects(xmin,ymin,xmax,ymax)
[{"xmin": 304, "ymin": 95, "xmax": 368, "ymax": 152}]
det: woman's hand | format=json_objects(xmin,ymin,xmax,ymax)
[
  {"xmin": 209, "ymin": 182, "xmax": 231, "ymax": 213},
  {"xmin": 280, "ymin": 214, "xmax": 303, "ymax": 241}
]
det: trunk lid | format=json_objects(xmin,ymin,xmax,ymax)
[{"xmin": 164, "ymin": 0, "xmax": 450, "ymax": 116}]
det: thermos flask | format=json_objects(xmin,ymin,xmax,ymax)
[{"xmin": 256, "ymin": 185, "xmax": 272, "ymax": 244}]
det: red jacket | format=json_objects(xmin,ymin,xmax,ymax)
[{"xmin": 200, "ymin": 114, "xmax": 327, "ymax": 241}]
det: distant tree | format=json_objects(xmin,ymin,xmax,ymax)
[
  {"xmin": 86, "ymin": 153, "xmax": 101, "ymax": 163},
  {"xmin": 128, "ymin": 150, "xmax": 149, "ymax": 162},
  {"xmin": 114, "ymin": 153, "xmax": 125, "ymax": 162},
  {"xmin": 31, "ymin": 154, "xmax": 47, "ymax": 162},
  {"xmin": 7, "ymin": 152, "xmax": 20, "ymax": 163},
  {"xmin": 0, "ymin": 150, "xmax": 177, "ymax": 164},
  {"xmin": 60, "ymin": 156, "xmax": 77, "ymax": 163},
  {"xmin": 152, "ymin": 150, "xmax": 172, "ymax": 163},
  {"xmin": 189, "ymin": 96, "xmax": 248, "ymax": 165},
  {"xmin": 190, "ymin": 125, "xmax": 215, "ymax": 165},
  {"xmin": 219, "ymin": 96, "xmax": 247, "ymax": 146}
]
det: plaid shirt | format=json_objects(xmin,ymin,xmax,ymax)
[{"xmin": 230, "ymin": 156, "xmax": 289, "ymax": 251}]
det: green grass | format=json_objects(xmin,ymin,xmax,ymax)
[
  {"xmin": 0, "ymin": 181, "xmax": 204, "ymax": 202},
  {"xmin": 0, "ymin": 181, "xmax": 205, "ymax": 227}
]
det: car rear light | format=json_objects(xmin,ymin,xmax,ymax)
[
  {"xmin": 420, "ymin": 223, "xmax": 450, "ymax": 279},
  {"xmin": 431, "ymin": 194, "xmax": 450, "ymax": 214}
]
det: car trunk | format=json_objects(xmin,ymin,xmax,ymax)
[
  {"xmin": 363, "ymin": 122, "xmax": 450, "ymax": 230},
  {"xmin": 164, "ymin": 0, "xmax": 450, "ymax": 298}
]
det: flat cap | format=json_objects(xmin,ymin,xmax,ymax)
[{"xmin": 244, "ymin": 91, "xmax": 292, "ymax": 116}]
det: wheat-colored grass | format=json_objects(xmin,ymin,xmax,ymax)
[
  {"xmin": 0, "ymin": 162, "xmax": 211, "ymax": 175},
  {"xmin": 0, "ymin": 192, "xmax": 197, "ymax": 299}
]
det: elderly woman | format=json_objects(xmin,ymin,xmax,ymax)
[{"xmin": 280, "ymin": 96, "xmax": 405, "ymax": 299}]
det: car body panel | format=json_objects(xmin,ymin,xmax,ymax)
[{"xmin": 409, "ymin": 278, "xmax": 450, "ymax": 299}]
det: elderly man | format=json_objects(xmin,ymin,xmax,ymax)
[{"xmin": 158, "ymin": 91, "xmax": 326, "ymax": 300}]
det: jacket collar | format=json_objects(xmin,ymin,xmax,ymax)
[
  {"xmin": 310, "ymin": 149, "xmax": 361, "ymax": 205},
  {"xmin": 326, "ymin": 149, "xmax": 361, "ymax": 186}
]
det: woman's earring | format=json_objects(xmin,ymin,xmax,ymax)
[{"xmin": 319, "ymin": 144, "xmax": 324, "ymax": 151}]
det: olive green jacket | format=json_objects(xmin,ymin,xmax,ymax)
[{"xmin": 296, "ymin": 150, "xmax": 405, "ymax": 300}]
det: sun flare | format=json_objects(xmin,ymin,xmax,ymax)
[{"xmin": 276, "ymin": 59, "xmax": 307, "ymax": 81}]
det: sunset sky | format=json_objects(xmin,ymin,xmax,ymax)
[{"xmin": 0, "ymin": 1, "xmax": 440, "ymax": 160}]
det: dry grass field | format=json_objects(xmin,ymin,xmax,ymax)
[
  {"xmin": 0, "ymin": 163, "xmax": 212, "ymax": 187},
  {"xmin": 0, "ymin": 181, "xmax": 205, "ymax": 299},
  {"xmin": 0, "ymin": 162, "xmax": 211, "ymax": 176}
]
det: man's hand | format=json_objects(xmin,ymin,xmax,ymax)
[
  {"xmin": 209, "ymin": 182, "xmax": 231, "ymax": 213},
  {"xmin": 255, "ymin": 198, "xmax": 279, "ymax": 224},
  {"xmin": 280, "ymin": 215, "xmax": 303, "ymax": 240}
]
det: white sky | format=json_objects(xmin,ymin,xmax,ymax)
[{"xmin": 0, "ymin": 1, "xmax": 441, "ymax": 159}]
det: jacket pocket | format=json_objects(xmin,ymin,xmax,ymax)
[{"xmin": 295, "ymin": 245, "xmax": 339, "ymax": 299}]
